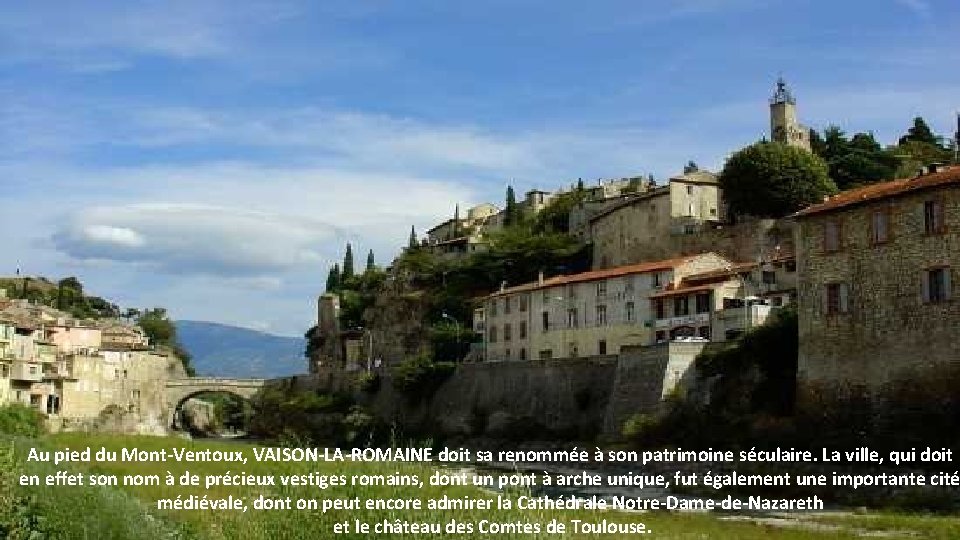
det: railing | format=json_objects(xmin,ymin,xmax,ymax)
[{"xmin": 654, "ymin": 312, "xmax": 710, "ymax": 329}]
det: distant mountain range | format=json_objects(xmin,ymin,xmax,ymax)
[{"xmin": 175, "ymin": 321, "xmax": 307, "ymax": 379}]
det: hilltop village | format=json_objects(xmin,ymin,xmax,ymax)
[
  {"xmin": 310, "ymin": 79, "xmax": 960, "ymax": 434},
  {"xmin": 0, "ymin": 281, "xmax": 188, "ymax": 433}
]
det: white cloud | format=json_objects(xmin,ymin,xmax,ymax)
[
  {"xmin": 52, "ymin": 203, "xmax": 338, "ymax": 277},
  {"xmin": 894, "ymin": 0, "xmax": 933, "ymax": 20}
]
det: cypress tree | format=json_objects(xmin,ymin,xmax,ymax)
[
  {"xmin": 325, "ymin": 264, "xmax": 341, "ymax": 292},
  {"xmin": 408, "ymin": 226, "xmax": 418, "ymax": 249},
  {"xmin": 899, "ymin": 116, "xmax": 938, "ymax": 146},
  {"xmin": 504, "ymin": 186, "xmax": 517, "ymax": 227},
  {"xmin": 342, "ymin": 243, "xmax": 355, "ymax": 279}
]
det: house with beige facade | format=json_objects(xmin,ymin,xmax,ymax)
[
  {"xmin": 589, "ymin": 170, "xmax": 725, "ymax": 268},
  {"xmin": 0, "ymin": 300, "xmax": 180, "ymax": 431},
  {"xmin": 477, "ymin": 252, "xmax": 790, "ymax": 362},
  {"xmin": 792, "ymin": 164, "xmax": 960, "ymax": 392}
]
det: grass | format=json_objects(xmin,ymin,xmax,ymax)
[{"xmin": 4, "ymin": 433, "xmax": 958, "ymax": 539}]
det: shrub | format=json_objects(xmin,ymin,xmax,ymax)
[
  {"xmin": 390, "ymin": 354, "xmax": 455, "ymax": 400},
  {"xmin": 357, "ymin": 371, "xmax": 381, "ymax": 393},
  {"xmin": 0, "ymin": 405, "xmax": 45, "ymax": 438}
]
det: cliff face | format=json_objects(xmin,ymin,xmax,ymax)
[{"xmin": 364, "ymin": 273, "xmax": 432, "ymax": 364}]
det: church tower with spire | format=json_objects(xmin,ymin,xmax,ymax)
[{"xmin": 769, "ymin": 77, "xmax": 811, "ymax": 152}]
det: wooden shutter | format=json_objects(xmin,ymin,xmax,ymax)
[
  {"xmin": 839, "ymin": 283, "xmax": 849, "ymax": 313},
  {"xmin": 820, "ymin": 286, "xmax": 829, "ymax": 315}
]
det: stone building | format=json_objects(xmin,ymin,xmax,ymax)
[
  {"xmin": 769, "ymin": 77, "xmax": 811, "ymax": 152},
  {"xmin": 478, "ymin": 252, "xmax": 759, "ymax": 361},
  {"xmin": 589, "ymin": 170, "xmax": 729, "ymax": 267},
  {"xmin": 0, "ymin": 301, "xmax": 180, "ymax": 432},
  {"xmin": 792, "ymin": 164, "xmax": 960, "ymax": 391}
]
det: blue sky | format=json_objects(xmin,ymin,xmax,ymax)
[{"xmin": 2, "ymin": 0, "xmax": 958, "ymax": 336}]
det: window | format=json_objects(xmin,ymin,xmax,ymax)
[
  {"xmin": 504, "ymin": 297, "xmax": 512, "ymax": 314},
  {"xmin": 567, "ymin": 342, "xmax": 578, "ymax": 357},
  {"xmin": 488, "ymin": 326, "xmax": 497, "ymax": 343},
  {"xmin": 695, "ymin": 292, "xmax": 711, "ymax": 314},
  {"xmin": 542, "ymin": 290, "xmax": 550, "ymax": 303},
  {"xmin": 567, "ymin": 308, "xmax": 578, "ymax": 328},
  {"xmin": 762, "ymin": 271, "xmax": 776, "ymax": 285},
  {"xmin": 28, "ymin": 366, "xmax": 37, "ymax": 375},
  {"xmin": 924, "ymin": 200, "xmax": 945, "ymax": 235},
  {"xmin": 519, "ymin": 294, "xmax": 528, "ymax": 312},
  {"xmin": 652, "ymin": 272, "xmax": 661, "ymax": 287},
  {"xmin": 655, "ymin": 331, "xmax": 667, "ymax": 343},
  {"xmin": 686, "ymin": 185, "xmax": 694, "ymax": 195},
  {"xmin": 823, "ymin": 283, "xmax": 850, "ymax": 315},
  {"xmin": 871, "ymin": 210, "xmax": 890, "ymax": 244},
  {"xmin": 490, "ymin": 300, "xmax": 498, "ymax": 317},
  {"xmin": 786, "ymin": 260, "xmax": 797, "ymax": 272},
  {"xmin": 923, "ymin": 268, "xmax": 951, "ymax": 303},
  {"xmin": 824, "ymin": 221, "xmax": 841, "ymax": 252},
  {"xmin": 519, "ymin": 348, "xmax": 527, "ymax": 361},
  {"xmin": 519, "ymin": 321, "xmax": 527, "ymax": 339},
  {"xmin": 595, "ymin": 305, "xmax": 607, "ymax": 325},
  {"xmin": 624, "ymin": 276, "xmax": 635, "ymax": 295},
  {"xmin": 697, "ymin": 326, "xmax": 711, "ymax": 340},
  {"xmin": 539, "ymin": 350, "xmax": 552, "ymax": 360},
  {"xmin": 655, "ymin": 299, "xmax": 665, "ymax": 319},
  {"xmin": 674, "ymin": 296, "xmax": 689, "ymax": 316},
  {"xmin": 625, "ymin": 301, "xmax": 635, "ymax": 322},
  {"xmin": 598, "ymin": 340, "xmax": 607, "ymax": 355},
  {"xmin": 541, "ymin": 311, "xmax": 549, "ymax": 332},
  {"xmin": 596, "ymin": 280, "xmax": 607, "ymax": 297},
  {"xmin": 505, "ymin": 349, "xmax": 511, "ymax": 360},
  {"xmin": 504, "ymin": 324, "xmax": 512, "ymax": 342},
  {"xmin": 567, "ymin": 284, "xmax": 577, "ymax": 299}
]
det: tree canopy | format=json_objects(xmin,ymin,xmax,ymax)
[{"xmin": 720, "ymin": 141, "xmax": 836, "ymax": 218}]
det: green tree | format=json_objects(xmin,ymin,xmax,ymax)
[
  {"xmin": 137, "ymin": 308, "xmax": 194, "ymax": 375},
  {"xmin": 342, "ymin": 243, "xmax": 355, "ymax": 280},
  {"xmin": 504, "ymin": 186, "xmax": 518, "ymax": 227},
  {"xmin": 408, "ymin": 226, "xmax": 418, "ymax": 250},
  {"xmin": 325, "ymin": 263, "xmax": 341, "ymax": 293},
  {"xmin": 365, "ymin": 249, "xmax": 375, "ymax": 273},
  {"xmin": 899, "ymin": 116, "xmax": 939, "ymax": 146},
  {"xmin": 719, "ymin": 141, "xmax": 836, "ymax": 218}
]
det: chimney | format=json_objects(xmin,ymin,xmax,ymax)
[
  {"xmin": 500, "ymin": 281, "xmax": 507, "ymax": 292},
  {"xmin": 537, "ymin": 271, "xmax": 545, "ymax": 285}
]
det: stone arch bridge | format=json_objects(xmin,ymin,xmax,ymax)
[{"xmin": 165, "ymin": 377, "xmax": 268, "ymax": 429}]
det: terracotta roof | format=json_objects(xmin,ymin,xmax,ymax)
[
  {"xmin": 682, "ymin": 262, "xmax": 756, "ymax": 283},
  {"xmin": 589, "ymin": 186, "xmax": 670, "ymax": 222},
  {"xmin": 793, "ymin": 165, "xmax": 960, "ymax": 218},
  {"xmin": 489, "ymin": 256, "xmax": 697, "ymax": 298},
  {"xmin": 649, "ymin": 283, "xmax": 720, "ymax": 299}
]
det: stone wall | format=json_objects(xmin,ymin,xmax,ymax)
[
  {"xmin": 289, "ymin": 342, "xmax": 714, "ymax": 441},
  {"xmin": 593, "ymin": 215, "xmax": 794, "ymax": 269},
  {"xmin": 795, "ymin": 184, "xmax": 960, "ymax": 392}
]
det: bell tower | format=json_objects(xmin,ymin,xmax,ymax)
[{"xmin": 769, "ymin": 77, "xmax": 811, "ymax": 151}]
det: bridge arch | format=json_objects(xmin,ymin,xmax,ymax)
[{"xmin": 165, "ymin": 378, "xmax": 267, "ymax": 430}]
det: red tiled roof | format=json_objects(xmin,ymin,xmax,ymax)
[
  {"xmin": 793, "ymin": 165, "xmax": 960, "ymax": 218},
  {"xmin": 649, "ymin": 283, "xmax": 720, "ymax": 299},
  {"xmin": 489, "ymin": 255, "xmax": 698, "ymax": 297},
  {"xmin": 682, "ymin": 262, "xmax": 756, "ymax": 283}
]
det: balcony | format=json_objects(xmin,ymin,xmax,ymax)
[
  {"xmin": 654, "ymin": 312, "xmax": 710, "ymax": 329},
  {"xmin": 10, "ymin": 361, "xmax": 43, "ymax": 382},
  {"xmin": 715, "ymin": 304, "xmax": 775, "ymax": 333}
]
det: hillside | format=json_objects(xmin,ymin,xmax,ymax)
[{"xmin": 175, "ymin": 321, "xmax": 306, "ymax": 379}]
